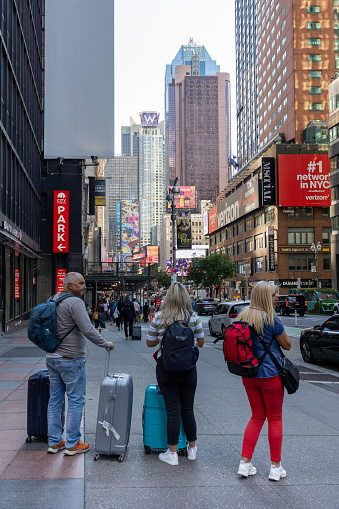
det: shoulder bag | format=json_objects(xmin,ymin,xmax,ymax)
[{"xmin": 267, "ymin": 347, "xmax": 300, "ymax": 394}]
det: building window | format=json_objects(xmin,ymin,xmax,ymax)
[
  {"xmin": 284, "ymin": 207, "xmax": 313, "ymax": 218},
  {"xmin": 309, "ymin": 87, "xmax": 322, "ymax": 95},
  {"xmin": 221, "ymin": 229, "xmax": 226, "ymax": 242},
  {"xmin": 288, "ymin": 227, "xmax": 315, "ymax": 244},
  {"xmin": 309, "ymin": 70, "xmax": 322, "ymax": 79},
  {"xmin": 215, "ymin": 233, "xmax": 220, "ymax": 244},
  {"xmin": 308, "ymin": 22, "xmax": 321, "ymax": 29},
  {"xmin": 333, "ymin": 215, "xmax": 339, "ymax": 231},
  {"xmin": 307, "ymin": 6, "xmax": 320, "ymax": 13},
  {"xmin": 288, "ymin": 254, "xmax": 314, "ymax": 271},
  {"xmin": 245, "ymin": 237, "xmax": 253, "ymax": 253},
  {"xmin": 210, "ymin": 236, "xmax": 215, "ymax": 246},
  {"xmin": 308, "ymin": 54, "xmax": 321, "ymax": 62},
  {"xmin": 237, "ymin": 221, "xmax": 244, "ymax": 235},
  {"xmin": 322, "ymin": 227, "xmax": 332, "ymax": 245},
  {"xmin": 245, "ymin": 217, "xmax": 253, "ymax": 232},
  {"xmin": 308, "ymin": 38, "xmax": 321, "ymax": 46},
  {"xmin": 254, "ymin": 211, "xmax": 263, "ymax": 227},
  {"xmin": 226, "ymin": 228, "xmax": 232, "ymax": 240},
  {"xmin": 237, "ymin": 261, "xmax": 244, "ymax": 274},
  {"xmin": 322, "ymin": 207, "xmax": 330, "ymax": 217},
  {"xmin": 309, "ymin": 103, "xmax": 323, "ymax": 110},
  {"xmin": 237, "ymin": 240, "xmax": 244, "ymax": 255},
  {"xmin": 323, "ymin": 254, "xmax": 331, "ymax": 270},
  {"xmin": 265, "ymin": 206, "xmax": 275, "ymax": 223},
  {"xmin": 255, "ymin": 234, "xmax": 264, "ymax": 250},
  {"xmin": 283, "ymin": 113, "xmax": 288, "ymax": 122},
  {"xmin": 226, "ymin": 245, "xmax": 232, "ymax": 256},
  {"xmin": 255, "ymin": 257, "xmax": 264, "ymax": 273}
]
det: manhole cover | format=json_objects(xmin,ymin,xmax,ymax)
[{"xmin": 0, "ymin": 346, "xmax": 45, "ymax": 358}]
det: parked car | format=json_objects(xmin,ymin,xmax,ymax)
[
  {"xmin": 196, "ymin": 298, "xmax": 218, "ymax": 315},
  {"xmin": 276, "ymin": 294, "xmax": 307, "ymax": 317},
  {"xmin": 208, "ymin": 300, "xmax": 251, "ymax": 339},
  {"xmin": 300, "ymin": 314, "xmax": 339, "ymax": 364}
]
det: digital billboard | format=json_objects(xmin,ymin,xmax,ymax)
[
  {"xmin": 146, "ymin": 246, "xmax": 159, "ymax": 263},
  {"xmin": 177, "ymin": 217, "xmax": 192, "ymax": 249},
  {"xmin": 119, "ymin": 200, "xmax": 139, "ymax": 256},
  {"xmin": 278, "ymin": 154, "xmax": 330, "ymax": 207},
  {"xmin": 166, "ymin": 259, "xmax": 192, "ymax": 277},
  {"xmin": 167, "ymin": 186, "xmax": 196, "ymax": 210},
  {"xmin": 140, "ymin": 112, "xmax": 159, "ymax": 127}
]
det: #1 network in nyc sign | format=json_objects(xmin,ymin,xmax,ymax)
[
  {"xmin": 53, "ymin": 191, "xmax": 69, "ymax": 253},
  {"xmin": 278, "ymin": 154, "xmax": 330, "ymax": 207}
]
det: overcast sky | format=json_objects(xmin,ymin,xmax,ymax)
[{"xmin": 114, "ymin": 0, "xmax": 236, "ymax": 156}]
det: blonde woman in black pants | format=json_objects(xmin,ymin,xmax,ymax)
[{"xmin": 147, "ymin": 283, "xmax": 204, "ymax": 465}]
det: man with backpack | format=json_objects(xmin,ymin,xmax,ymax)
[
  {"xmin": 45, "ymin": 272, "xmax": 114, "ymax": 455},
  {"xmin": 121, "ymin": 295, "xmax": 137, "ymax": 339}
]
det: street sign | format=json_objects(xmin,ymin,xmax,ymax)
[
  {"xmin": 311, "ymin": 265, "xmax": 316, "ymax": 273},
  {"xmin": 53, "ymin": 191, "xmax": 69, "ymax": 253}
]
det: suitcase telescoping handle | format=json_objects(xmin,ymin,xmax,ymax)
[{"xmin": 104, "ymin": 347, "xmax": 111, "ymax": 378}]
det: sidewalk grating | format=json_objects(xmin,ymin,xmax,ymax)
[{"xmin": 0, "ymin": 347, "xmax": 44, "ymax": 358}]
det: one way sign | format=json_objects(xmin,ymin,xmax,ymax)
[{"xmin": 53, "ymin": 190, "xmax": 69, "ymax": 253}]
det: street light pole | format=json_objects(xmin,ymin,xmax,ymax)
[
  {"xmin": 311, "ymin": 241, "xmax": 322, "ymax": 289},
  {"xmin": 166, "ymin": 177, "xmax": 180, "ymax": 285}
]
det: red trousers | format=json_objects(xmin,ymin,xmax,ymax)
[{"xmin": 242, "ymin": 375, "xmax": 284, "ymax": 462}]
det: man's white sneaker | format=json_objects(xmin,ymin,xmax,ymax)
[
  {"xmin": 237, "ymin": 460, "xmax": 257, "ymax": 477},
  {"xmin": 187, "ymin": 445, "xmax": 197, "ymax": 460},
  {"xmin": 159, "ymin": 449, "xmax": 178, "ymax": 466},
  {"xmin": 269, "ymin": 464, "xmax": 286, "ymax": 481}
]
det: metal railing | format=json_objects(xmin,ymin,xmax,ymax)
[{"xmin": 85, "ymin": 261, "xmax": 158, "ymax": 278}]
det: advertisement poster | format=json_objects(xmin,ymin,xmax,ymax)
[
  {"xmin": 166, "ymin": 259, "xmax": 192, "ymax": 277},
  {"xmin": 56, "ymin": 269, "xmax": 67, "ymax": 293},
  {"xmin": 146, "ymin": 246, "xmax": 159, "ymax": 263},
  {"xmin": 15, "ymin": 269, "xmax": 20, "ymax": 299},
  {"xmin": 208, "ymin": 205, "xmax": 218, "ymax": 234},
  {"xmin": 53, "ymin": 190, "xmax": 69, "ymax": 253},
  {"xmin": 167, "ymin": 186, "xmax": 196, "ymax": 210},
  {"xmin": 177, "ymin": 217, "xmax": 192, "ymax": 249},
  {"xmin": 94, "ymin": 179, "xmax": 106, "ymax": 206},
  {"xmin": 278, "ymin": 154, "xmax": 330, "ymax": 207},
  {"xmin": 120, "ymin": 200, "xmax": 139, "ymax": 256},
  {"xmin": 116, "ymin": 202, "xmax": 121, "ymax": 250}
]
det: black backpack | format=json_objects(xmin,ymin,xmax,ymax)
[
  {"xmin": 161, "ymin": 313, "xmax": 199, "ymax": 371},
  {"xmin": 121, "ymin": 301, "xmax": 132, "ymax": 319}
]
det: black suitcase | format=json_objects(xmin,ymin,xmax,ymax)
[
  {"xmin": 131, "ymin": 325, "xmax": 141, "ymax": 340},
  {"xmin": 26, "ymin": 369, "xmax": 65, "ymax": 443}
]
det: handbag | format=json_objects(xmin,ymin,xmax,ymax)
[
  {"xmin": 92, "ymin": 311, "xmax": 98, "ymax": 320},
  {"xmin": 267, "ymin": 347, "xmax": 300, "ymax": 394}
]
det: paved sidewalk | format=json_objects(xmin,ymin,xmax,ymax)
[{"xmin": 1, "ymin": 322, "xmax": 339, "ymax": 508}]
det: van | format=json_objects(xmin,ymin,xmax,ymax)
[{"xmin": 276, "ymin": 294, "xmax": 307, "ymax": 317}]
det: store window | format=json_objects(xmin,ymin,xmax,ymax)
[
  {"xmin": 255, "ymin": 257, "xmax": 264, "ymax": 273},
  {"xmin": 288, "ymin": 227, "xmax": 314, "ymax": 244}
]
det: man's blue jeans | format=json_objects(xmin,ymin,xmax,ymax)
[{"xmin": 46, "ymin": 357, "xmax": 86, "ymax": 448}]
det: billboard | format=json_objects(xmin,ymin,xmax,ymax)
[
  {"xmin": 177, "ymin": 217, "xmax": 192, "ymax": 249},
  {"xmin": 262, "ymin": 157, "xmax": 276, "ymax": 206},
  {"xmin": 44, "ymin": 0, "xmax": 114, "ymax": 158},
  {"xmin": 216, "ymin": 175, "xmax": 260, "ymax": 228},
  {"xmin": 116, "ymin": 203, "xmax": 121, "ymax": 250},
  {"xmin": 53, "ymin": 191, "xmax": 69, "ymax": 253},
  {"xmin": 278, "ymin": 154, "xmax": 330, "ymax": 207},
  {"xmin": 167, "ymin": 186, "xmax": 196, "ymax": 210},
  {"xmin": 94, "ymin": 179, "xmax": 106, "ymax": 206},
  {"xmin": 120, "ymin": 200, "xmax": 139, "ymax": 256},
  {"xmin": 166, "ymin": 259, "xmax": 192, "ymax": 277},
  {"xmin": 146, "ymin": 246, "xmax": 159, "ymax": 263},
  {"xmin": 141, "ymin": 111, "xmax": 159, "ymax": 127},
  {"xmin": 208, "ymin": 205, "xmax": 218, "ymax": 234},
  {"xmin": 203, "ymin": 211, "xmax": 209, "ymax": 235}
]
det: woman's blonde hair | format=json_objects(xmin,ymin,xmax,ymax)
[
  {"xmin": 160, "ymin": 283, "xmax": 192, "ymax": 328},
  {"xmin": 238, "ymin": 281, "xmax": 279, "ymax": 334}
]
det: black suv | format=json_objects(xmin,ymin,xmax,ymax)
[{"xmin": 276, "ymin": 294, "xmax": 307, "ymax": 317}]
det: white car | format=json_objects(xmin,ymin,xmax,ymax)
[
  {"xmin": 208, "ymin": 300, "xmax": 251, "ymax": 340},
  {"xmin": 333, "ymin": 302, "xmax": 339, "ymax": 314}
]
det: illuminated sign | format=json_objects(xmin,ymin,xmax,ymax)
[
  {"xmin": 208, "ymin": 206, "xmax": 218, "ymax": 234},
  {"xmin": 167, "ymin": 186, "xmax": 196, "ymax": 210},
  {"xmin": 53, "ymin": 191, "xmax": 69, "ymax": 253},
  {"xmin": 56, "ymin": 269, "xmax": 66, "ymax": 293},
  {"xmin": 15, "ymin": 269, "xmax": 20, "ymax": 299},
  {"xmin": 177, "ymin": 218, "xmax": 192, "ymax": 249},
  {"xmin": 141, "ymin": 111, "xmax": 159, "ymax": 127},
  {"xmin": 278, "ymin": 154, "xmax": 330, "ymax": 207}
]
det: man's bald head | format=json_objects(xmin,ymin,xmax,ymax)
[{"xmin": 63, "ymin": 272, "xmax": 86, "ymax": 297}]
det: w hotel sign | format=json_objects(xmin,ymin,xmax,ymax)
[{"xmin": 140, "ymin": 111, "xmax": 159, "ymax": 127}]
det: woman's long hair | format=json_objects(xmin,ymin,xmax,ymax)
[
  {"xmin": 238, "ymin": 281, "xmax": 279, "ymax": 334},
  {"xmin": 161, "ymin": 283, "xmax": 193, "ymax": 328}
]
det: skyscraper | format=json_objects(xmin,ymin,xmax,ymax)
[
  {"xmin": 121, "ymin": 118, "xmax": 141, "ymax": 157},
  {"xmin": 167, "ymin": 65, "xmax": 231, "ymax": 203},
  {"xmin": 165, "ymin": 38, "xmax": 221, "ymax": 187},
  {"xmin": 236, "ymin": 0, "xmax": 336, "ymax": 171}
]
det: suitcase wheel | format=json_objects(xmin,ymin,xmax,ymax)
[
  {"xmin": 26, "ymin": 437, "xmax": 32, "ymax": 443},
  {"xmin": 144, "ymin": 446, "xmax": 151, "ymax": 455},
  {"xmin": 118, "ymin": 454, "xmax": 125, "ymax": 462},
  {"xmin": 178, "ymin": 447, "xmax": 187, "ymax": 457},
  {"xmin": 94, "ymin": 454, "xmax": 100, "ymax": 461}
]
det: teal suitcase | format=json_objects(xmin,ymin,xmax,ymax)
[{"xmin": 142, "ymin": 384, "xmax": 187, "ymax": 455}]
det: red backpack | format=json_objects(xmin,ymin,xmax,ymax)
[{"xmin": 223, "ymin": 321, "xmax": 260, "ymax": 377}]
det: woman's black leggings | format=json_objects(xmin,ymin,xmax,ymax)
[{"xmin": 156, "ymin": 359, "xmax": 197, "ymax": 446}]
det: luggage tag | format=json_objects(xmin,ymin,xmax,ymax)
[{"xmin": 98, "ymin": 420, "xmax": 120, "ymax": 440}]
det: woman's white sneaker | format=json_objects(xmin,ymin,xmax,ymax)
[
  {"xmin": 187, "ymin": 445, "xmax": 197, "ymax": 460},
  {"xmin": 269, "ymin": 465, "xmax": 286, "ymax": 481},
  {"xmin": 159, "ymin": 449, "xmax": 178, "ymax": 466},
  {"xmin": 237, "ymin": 460, "xmax": 257, "ymax": 477}
]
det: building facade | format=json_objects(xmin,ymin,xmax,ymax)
[
  {"xmin": 236, "ymin": 0, "xmax": 337, "ymax": 171},
  {"xmin": 0, "ymin": 1, "xmax": 44, "ymax": 331},
  {"xmin": 121, "ymin": 118, "xmax": 140, "ymax": 157},
  {"xmin": 328, "ymin": 74, "xmax": 339, "ymax": 289},
  {"xmin": 208, "ymin": 143, "xmax": 332, "ymax": 298}
]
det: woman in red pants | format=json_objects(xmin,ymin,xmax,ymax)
[{"xmin": 237, "ymin": 281, "xmax": 291, "ymax": 481}]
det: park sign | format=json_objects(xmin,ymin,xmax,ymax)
[{"xmin": 53, "ymin": 191, "xmax": 69, "ymax": 253}]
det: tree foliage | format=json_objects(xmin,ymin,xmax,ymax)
[
  {"xmin": 157, "ymin": 271, "xmax": 172, "ymax": 290},
  {"xmin": 187, "ymin": 254, "xmax": 235, "ymax": 292}
]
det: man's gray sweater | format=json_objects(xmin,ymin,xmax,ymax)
[{"xmin": 50, "ymin": 291, "xmax": 109, "ymax": 358}]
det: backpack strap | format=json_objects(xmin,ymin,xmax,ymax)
[
  {"xmin": 49, "ymin": 293, "xmax": 78, "ymax": 343},
  {"xmin": 249, "ymin": 325, "xmax": 276, "ymax": 366}
]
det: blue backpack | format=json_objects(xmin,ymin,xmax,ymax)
[
  {"xmin": 27, "ymin": 294, "xmax": 76, "ymax": 353},
  {"xmin": 161, "ymin": 313, "xmax": 199, "ymax": 371}
]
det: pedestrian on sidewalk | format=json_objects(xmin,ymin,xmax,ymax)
[
  {"xmin": 121, "ymin": 296, "xmax": 137, "ymax": 339},
  {"xmin": 46, "ymin": 272, "xmax": 114, "ymax": 456},
  {"xmin": 236, "ymin": 281, "xmax": 291, "ymax": 481},
  {"xmin": 146, "ymin": 282, "xmax": 204, "ymax": 466},
  {"xmin": 103, "ymin": 299, "xmax": 109, "ymax": 320},
  {"xmin": 143, "ymin": 301, "xmax": 149, "ymax": 323},
  {"xmin": 116, "ymin": 297, "xmax": 123, "ymax": 331},
  {"xmin": 148, "ymin": 301, "xmax": 155, "ymax": 323},
  {"xmin": 109, "ymin": 298, "xmax": 115, "ymax": 324},
  {"xmin": 133, "ymin": 298, "xmax": 140, "ymax": 323}
]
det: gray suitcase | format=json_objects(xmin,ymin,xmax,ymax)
[
  {"xmin": 132, "ymin": 325, "xmax": 141, "ymax": 340},
  {"xmin": 94, "ymin": 349, "xmax": 133, "ymax": 462}
]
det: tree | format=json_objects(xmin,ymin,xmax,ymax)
[
  {"xmin": 187, "ymin": 254, "xmax": 235, "ymax": 297},
  {"xmin": 157, "ymin": 272, "xmax": 171, "ymax": 290}
]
